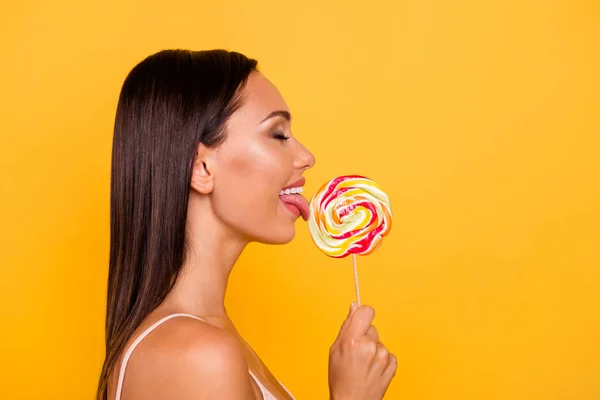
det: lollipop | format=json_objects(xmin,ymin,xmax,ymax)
[{"xmin": 308, "ymin": 175, "xmax": 392, "ymax": 305}]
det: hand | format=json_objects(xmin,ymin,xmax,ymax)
[{"xmin": 328, "ymin": 303, "xmax": 397, "ymax": 400}]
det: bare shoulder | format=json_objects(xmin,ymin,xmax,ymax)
[{"xmin": 116, "ymin": 316, "xmax": 254, "ymax": 400}]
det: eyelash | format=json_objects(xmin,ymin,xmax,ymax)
[{"xmin": 273, "ymin": 132, "xmax": 290, "ymax": 141}]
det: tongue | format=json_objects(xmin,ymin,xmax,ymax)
[{"xmin": 279, "ymin": 194, "xmax": 310, "ymax": 221}]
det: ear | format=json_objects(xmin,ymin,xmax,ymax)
[{"xmin": 190, "ymin": 143, "xmax": 215, "ymax": 194}]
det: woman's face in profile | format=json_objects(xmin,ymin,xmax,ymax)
[{"xmin": 201, "ymin": 71, "xmax": 316, "ymax": 244}]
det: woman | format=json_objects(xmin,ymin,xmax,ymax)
[{"xmin": 97, "ymin": 49, "xmax": 397, "ymax": 400}]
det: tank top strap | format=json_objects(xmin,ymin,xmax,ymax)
[
  {"xmin": 249, "ymin": 370, "xmax": 296, "ymax": 400},
  {"xmin": 113, "ymin": 313, "xmax": 295, "ymax": 400},
  {"xmin": 114, "ymin": 313, "xmax": 205, "ymax": 400}
]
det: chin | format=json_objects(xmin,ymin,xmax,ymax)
[{"xmin": 254, "ymin": 225, "xmax": 296, "ymax": 245}]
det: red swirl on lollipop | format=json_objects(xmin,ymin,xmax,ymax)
[{"xmin": 308, "ymin": 175, "xmax": 392, "ymax": 304}]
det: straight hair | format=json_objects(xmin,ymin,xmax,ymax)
[{"xmin": 96, "ymin": 49, "xmax": 258, "ymax": 399}]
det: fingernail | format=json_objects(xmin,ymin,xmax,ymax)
[{"xmin": 349, "ymin": 302, "xmax": 355, "ymax": 314}]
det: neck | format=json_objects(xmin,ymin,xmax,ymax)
[{"xmin": 165, "ymin": 202, "xmax": 248, "ymax": 317}]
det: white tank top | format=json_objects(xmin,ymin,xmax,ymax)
[{"xmin": 114, "ymin": 313, "xmax": 294, "ymax": 400}]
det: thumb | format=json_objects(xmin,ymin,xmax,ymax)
[
  {"xmin": 337, "ymin": 302, "xmax": 358, "ymax": 339},
  {"xmin": 345, "ymin": 305, "xmax": 375, "ymax": 339}
]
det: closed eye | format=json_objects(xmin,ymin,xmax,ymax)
[{"xmin": 273, "ymin": 132, "xmax": 290, "ymax": 141}]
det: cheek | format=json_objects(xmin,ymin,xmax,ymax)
[
  {"xmin": 213, "ymin": 140, "xmax": 293, "ymax": 232},
  {"xmin": 226, "ymin": 141, "xmax": 286, "ymax": 192}
]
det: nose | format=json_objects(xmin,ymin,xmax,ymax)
[{"xmin": 294, "ymin": 139, "xmax": 316, "ymax": 171}]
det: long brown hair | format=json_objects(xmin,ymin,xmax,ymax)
[{"xmin": 97, "ymin": 49, "xmax": 258, "ymax": 399}]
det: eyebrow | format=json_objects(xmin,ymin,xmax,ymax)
[{"xmin": 260, "ymin": 110, "xmax": 291, "ymax": 124}]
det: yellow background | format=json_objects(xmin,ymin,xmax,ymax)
[{"xmin": 1, "ymin": 1, "xmax": 599, "ymax": 399}]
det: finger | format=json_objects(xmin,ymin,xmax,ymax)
[
  {"xmin": 365, "ymin": 325, "xmax": 379, "ymax": 342},
  {"xmin": 345, "ymin": 305, "xmax": 375, "ymax": 339},
  {"xmin": 382, "ymin": 353, "xmax": 398, "ymax": 382},
  {"xmin": 355, "ymin": 337, "xmax": 378, "ymax": 362},
  {"xmin": 370, "ymin": 341, "xmax": 390, "ymax": 372},
  {"xmin": 335, "ymin": 302, "xmax": 359, "ymax": 341}
]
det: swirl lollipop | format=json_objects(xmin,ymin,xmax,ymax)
[{"xmin": 308, "ymin": 175, "xmax": 392, "ymax": 305}]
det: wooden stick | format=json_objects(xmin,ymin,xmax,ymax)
[{"xmin": 352, "ymin": 254, "xmax": 361, "ymax": 306}]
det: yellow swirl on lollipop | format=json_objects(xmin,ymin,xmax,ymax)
[{"xmin": 308, "ymin": 175, "xmax": 392, "ymax": 258}]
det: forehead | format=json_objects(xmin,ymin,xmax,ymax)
[{"xmin": 236, "ymin": 72, "xmax": 290, "ymax": 121}]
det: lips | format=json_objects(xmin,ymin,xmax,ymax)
[{"xmin": 283, "ymin": 177, "xmax": 306, "ymax": 190}]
